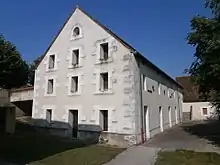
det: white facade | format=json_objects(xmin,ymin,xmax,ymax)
[
  {"xmin": 10, "ymin": 88, "xmax": 34, "ymax": 102},
  {"xmin": 32, "ymin": 7, "xmax": 183, "ymax": 146},
  {"xmin": 183, "ymin": 102, "xmax": 217, "ymax": 120}
]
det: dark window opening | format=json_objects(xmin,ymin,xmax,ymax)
[
  {"xmin": 73, "ymin": 27, "xmax": 80, "ymax": 36},
  {"xmin": 71, "ymin": 76, "xmax": 78, "ymax": 93},
  {"xmin": 100, "ymin": 43, "xmax": 109, "ymax": 60},
  {"xmin": 100, "ymin": 72, "xmax": 108, "ymax": 91},
  {"xmin": 46, "ymin": 109, "xmax": 52, "ymax": 125},
  {"xmin": 72, "ymin": 49, "xmax": 79, "ymax": 65},
  {"xmin": 49, "ymin": 55, "xmax": 55, "ymax": 69},
  {"xmin": 47, "ymin": 79, "xmax": 54, "ymax": 94},
  {"xmin": 100, "ymin": 110, "xmax": 108, "ymax": 131}
]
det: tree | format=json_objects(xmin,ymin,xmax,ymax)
[
  {"xmin": 29, "ymin": 54, "xmax": 44, "ymax": 85},
  {"xmin": 0, "ymin": 34, "xmax": 29, "ymax": 89},
  {"xmin": 187, "ymin": 0, "xmax": 220, "ymax": 109}
]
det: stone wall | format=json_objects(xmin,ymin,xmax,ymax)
[{"xmin": 0, "ymin": 89, "xmax": 9, "ymax": 104}]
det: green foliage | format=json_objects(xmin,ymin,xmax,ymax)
[
  {"xmin": 187, "ymin": 0, "xmax": 220, "ymax": 108},
  {"xmin": 29, "ymin": 55, "xmax": 44, "ymax": 85},
  {"xmin": 0, "ymin": 34, "xmax": 29, "ymax": 89}
]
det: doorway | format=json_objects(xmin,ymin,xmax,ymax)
[
  {"xmin": 0, "ymin": 108, "xmax": 6, "ymax": 132},
  {"xmin": 159, "ymin": 106, "xmax": 163, "ymax": 132},
  {"xmin": 144, "ymin": 106, "xmax": 150, "ymax": 140},
  {"xmin": 168, "ymin": 107, "xmax": 172, "ymax": 128},
  {"xmin": 69, "ymin": 110, "xmax": 78, "ymax": 138}
]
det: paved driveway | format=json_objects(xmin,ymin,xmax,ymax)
[{"xmin": 145, "ymin": 121, "xmax": 220, "ymax": 152}]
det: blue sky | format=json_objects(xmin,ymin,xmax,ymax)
[{"xmin": 0, "ymin": 0, "xmax": 209, "ymax": 78}]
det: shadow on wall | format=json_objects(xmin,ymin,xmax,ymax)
[
  {"xmin": 182, "ymin": 120, "xmax": 220, "ymax": 148},
  {"xmin": 0, "ymin": 119, "xmax": 101, "ymax": 164},
  {"xmin": 206, "ymin": 111, "xmax": 220, "ymax": 121},
  {"xmin": 12, "ymin": 100, "xmax": 33, "ymax": 117},
  {"xmin": 33, "ymin": 118, "xmax": 102, "ymax": 142}
]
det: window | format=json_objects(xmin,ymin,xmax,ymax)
[
  {"xmin": 46, "ymin": 109, "xmax": 52, "ymax": 124},
  {"xmin": 190, "ymin": 105, "xmax": 193, "ymax": 112},
  {"xmin": 100, "ymin": 43, "xmax": 108, "ymax": 60},
  {"xmin": 72, "ymin": 49, "xmax": 79, "ymax": 66},
  {"xmin": 163, "ymin": 90, "xmax": 166, "ymax": 95},
  {"xmin": 100, "ymin": 72, "xmax": 108, "ymax": 91},
  {"xmin": 73, "ymin": 27, "xmax": 80, "ymax": 36},
  {"xmin": 49, "ymin": 55, "xmax": 55, "ymax": 69},
  {"xmin": 168, "ymin": 90, "xmax": 173, "ymax": 98},
  {"xmin": 100, "ymin": 110, "xmax": 108, "ymax": 131},
  {"xmin": 47, "ymin": 79, "xmax": 54, "ymax": 94},
  {"xmin": 71, "ymin": 76, "xmax": 78, "ymax": 93},
  {"xmin": 158, "ymin": 83, "xmax": 161, "ymax": 95},
  {"xmin": 152, "ymin": 85, "xmax": 155, "ymax": 92},
  {"xmin": 202, "ymin": 108, "xmax": 208, "ymax": 115},
  {"xmin": 143, "ymin": 75, "xmax": 147, "ymax": 91}
]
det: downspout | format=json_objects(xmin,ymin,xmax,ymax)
[
  {"xmin": 133, "ymin": 51, "xmax": 144, "ymax": 144},
  {"xmin": 139, "ymin": 70, "xmax": 144, "ymax": 143}
]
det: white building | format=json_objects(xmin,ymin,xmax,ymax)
[
  {"xmin": 176, "ymin": 76, "xmax": 217, "ymax": 121},
  {"xmin": 32, "ymin": 6, "xmax": 183, "ymax": 146}
]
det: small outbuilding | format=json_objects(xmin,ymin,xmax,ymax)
[{"xmin": 0, "ymin": 89, "xmax": 16, "ymax": 134}]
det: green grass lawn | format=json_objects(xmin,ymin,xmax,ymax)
[
  {"xmin": 155, "ymin": 150, "xmax": 220, "ymax": 165},
  {"xmin": 0, "ymin": 122, "xmax": 124, "ymax": 165},
  {"xmin": 30, "ymin": 145, "xmax": 123, "ymax": 165}
]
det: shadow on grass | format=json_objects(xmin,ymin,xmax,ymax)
[
  {"xmin": 182, "ymin": 120, "xmax": 220, "ymax": 147},
  {"xmin": 0, "ymin": 120, "xmax": 100, "ymax": 164}
]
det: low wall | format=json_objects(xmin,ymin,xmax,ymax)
[{"xmin": 0, "ymin": 89, "xmax": 9, "ymax": 104}]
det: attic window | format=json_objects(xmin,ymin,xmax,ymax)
[{"xmin": 73, "ymin": 27, "xmax": 80, "ymax": 36}]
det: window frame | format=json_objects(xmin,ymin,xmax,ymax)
[
  {"xmin": 68, "ymin": 47, "xmax": 83, "ymax": 69},
  {"xmin": 46, "ymin": 109, "xmax": 52, "ymax": 126},
  {"xmin": 158, "ymin": 83, "xmax": 161, "ymax": 95},
  {"xmin": 100, "ymin": 42, "xmax": 109, "ymax": 61},
  {"xmin": 70, "ymin": 25, "xmax": 83, "ymax": 40},
  {"xmin": 70, "ymin": 76, "xmax": 79, "ymax": 93},
  {"xmin": 44, "ymin": 76, "xmax": 57, "ymax": 97},
  {"xmin": 71, "ymin": 49, "xmax": 80, "ymax": 66},
  {"xmin": 46, "ymin": 53, "xmax": 57, "ymax": 72},
  {"xmin": 67, "ymin": 73, "xmax": 82, "ymax": 96},
  {"xmin": 94, "ymin": 70, "xmax": 113, "ymax": 95},
  {"xmin": 143, "ymin": 75, "xmax": 147, "ymax": 91},
  {"xmin": 94, "ymin": 39, "xmax": 114, "ymax": 65},
  {"xmin": 201, "ymin": 107, "xmax": 208, "ymax": 116},
  {"xmin": 47, "ymin": 79, "xmax": 54, "ymax": 94},
  {"xmin": 100, "ymin": 72, "xmax": 109, "ymax": 92}
]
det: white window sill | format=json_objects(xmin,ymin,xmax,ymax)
[
  {"xmin": 95, "ymin": 59, "xmax": 113, "ymax": 65},
  {"xmin": 68, "ymin": 64, "xmax": 82, "ymax": 69},
  {"xmin": 46, "ymin": 68, "xmax": 57, "ymax": 73},
  {"xmin": 44, "ymin": 93, "xmax": 56, "ymax": 97},
  {"xmin": 70, "ymin": 35, "xmax": 83, "ymax": 41},
  {"xmin": 94, "ymin": 90, "xmax": 114, "ymax": 95},
  {"xmin": 68, "ymin": 92, "xmax": 81, "ymax": 96}
]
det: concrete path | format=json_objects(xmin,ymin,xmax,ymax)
[
  {"xmin": 104, "ymin": 146, "xmax": 160, "ymax": 165},
  {"xmin": 105, "ymin": 121, "xmax": 220, "ymax": 165},
  {"xmin": 145, "ymin": 121, "xmax": 220, "ymax": 153}
]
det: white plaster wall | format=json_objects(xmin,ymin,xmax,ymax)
[
  {"xmin": 183, "ymin": 102, "xmax": 217, "ymax": 120},
  {"xmin": 10, "ymin": 90, "xmax": 33, "ymax": 102},
  {"xmin": 32, "ymin": 8, "xmax": 136, "ymax": 135},
  {"xmin": 135, "ymin": 62, "xmax": 183, "ymax": 139}
]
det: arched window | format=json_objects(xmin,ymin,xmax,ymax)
[{"xmin": 73, "ymin": 27, "xmax": 80, "ymax": 36}]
